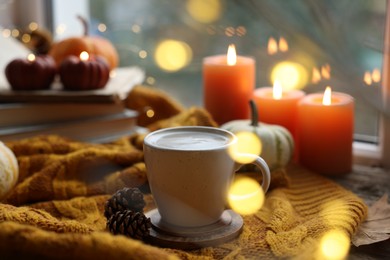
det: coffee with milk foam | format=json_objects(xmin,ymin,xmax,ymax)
[{"xmin": 147, "ymin": 129, "xmax": 232, "ymax": 150}]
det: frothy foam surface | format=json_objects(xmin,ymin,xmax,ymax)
[{"xmin": 146, "ymin": 129, "xmax": 231, "ymax": 150}]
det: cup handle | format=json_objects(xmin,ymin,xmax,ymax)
[{"xmin": 235, "ymin": 153, "xmax": 271, "ymax": 193}]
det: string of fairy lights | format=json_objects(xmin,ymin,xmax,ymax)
[{"xmin": 1, "ymin": 16, "xmax": 382, "ymax": 90}]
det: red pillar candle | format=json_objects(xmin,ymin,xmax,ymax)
[
  {"xmin": 253, "ymin": 80, "xmax": 305, "ymax": 141},
  {"xmin": 203, "ymin": 44, "xmax": 255, "ymax": 125},
  {"xmin": 297, "ymin": 86, "xmax": 354, "ymax": 175}
]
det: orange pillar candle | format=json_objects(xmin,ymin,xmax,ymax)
[
  {"xmin": 253, "ymin": 80, "xmax": 305, "ymax": 140},
  {"xmin": 297, "ymin": 86, "xmax": 354, "ymax": 175},
  {"xmin": 203, "ymin": 44, "xmax": 255, "ymax": 125}
]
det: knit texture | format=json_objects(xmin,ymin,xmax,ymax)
[
  {"xmin": 0, "ymin": 85, "xmax": 367, "ymax": 259},
  {"xmin": 165, "ymin": 164, "xmax": 367, "ymax": 259}
]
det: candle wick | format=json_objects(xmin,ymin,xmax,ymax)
[{"xmin": 249, "ymin": 100, "xmax": 259, "ymax": 127}]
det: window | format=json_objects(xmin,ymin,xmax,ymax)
[{"xmin": 1, "ymin": 0, "xmax": 389, "ymax": 167}]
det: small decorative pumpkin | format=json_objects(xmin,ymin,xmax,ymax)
[
  {"xmin": 220, "ymin": 100, "xmax": 294, "ymax": 170},
  {"xmin": 49, "ymin": 16, "xmax": 119, "ymax": 70},
  {"xmin": 59, "ymin": 52, "xmax": 110, "ymax": 90},
  {"xmin": 0, "ymin": 141, "xmax": 19, "ymax": 200},
  {"xmin": 5, "ymin": 54, "xmax": 56, "ymax": 90}
]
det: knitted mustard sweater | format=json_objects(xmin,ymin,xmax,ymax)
[{"xmin": 0, "ymin": 86, "xmax": 367, "ymax": 259}]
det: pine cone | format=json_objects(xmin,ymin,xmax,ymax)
[
  {"xmin": 107, "ymin": 210, "xmax": 151, "ymax": 240},
  {"xmin": 104, "ymin": 187, "xmax": 146, "ymax": 219}
]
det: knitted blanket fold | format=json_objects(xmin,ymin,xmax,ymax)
[{"xmin": 0, "ymin": 85, "xmax": 367, "ymax": 259}]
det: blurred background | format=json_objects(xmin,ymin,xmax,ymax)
[{"xmin": 0, "ymin": 0, "xmax": 387, "ymax": 144}]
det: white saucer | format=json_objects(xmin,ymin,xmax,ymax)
[{"xmin": 144, "ymin": 209, "xmax": 243, "ymax": 250}]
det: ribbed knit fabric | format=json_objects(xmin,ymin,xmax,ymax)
[
  {"xmin": 262, "ymin": 164, "xmax": 367, "ymax": 258},
  {"xmin": 3, "ymin": 162, "xmax": 364, "ymax": 259},
  {"xmin": 165, "ymin": 164, "xmax": 367, "ymax": 259}
]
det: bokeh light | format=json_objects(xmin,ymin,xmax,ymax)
[
  {"xmin": 11, "ymin": 29, "xmax": 20, "ymax": 38},
  {"xmin": 371, "ymin": 68, "xmax": 381, "ymax": 83},
  {"xmin": 109, "ymin": 70, "xmax": 117, "ymax": 78},
  {"xmin": 363, "ymin": 68, "xmax": 381, "ymax": 86},
  {"xmin": 79, "ymin": 51, "xmax": 89, "ymax": 61},
  {"xmin": 27, "ymin": 54, "xmax": 36, "ymax": 62},
  {"xmin": 271, "ymin": 61, "xmax": 308, "ymax": 91},
  {"xmin": 225, "ymin": 26, "xmax": 235, "ymax": 37},
  {"xmin": 312, "ymin": 67, "xmax": 322, "ymax": 84},
  {"xmin": 2, "ymin": 29, "xmax": 11, "ymax": 38},
  {"xmin": 364, "ymin": 71, "xmax": 372, "ymax": 85},
  {"xmin": 186, "ymin": 0, "xmax": 222, "ymax": 23},
  {"xmin": 267, "ymin": 37, "xmax": 278, "ymax": 55},
  {"xmin": 56, "ymin": 24, "xmax": 67, "ymax": 35},
  {"xmin": 154, "ymin": 39, "xmax": 193, "ymax": 72},
  {"xmin": 228, "ymin": 176, "xmax": 265, "ymax": 215},
  {"xmin": 28, "ymin": 22, "xmax": 38, "ymax": 31},
  {"xmin": 319, "ymin": 230, "xmax": 350, "ymax": 260},
  {"xmin": 131, "ymin": 24, "xmax": 141, "ymax": 33},
  {"xmin": 236, "ymin": 26, "xmax": 246, "ymax": 36},
  {"xmin": 98, "ymin": 23, "xmax": 107, "ymax": 32},
  {"xmin": 278, "ymin": 37, "xmax": 289, "ymax": 52},
  {"xmin": 21, "ymin": 34, "xmax": 31, "ymax": 43},
  {"xmin": 139, "ymin": 50, "xmax": 147, "ymax": 59},
  {"xmin": 321, "ymin": 64, "xmax": 331, "ymax": 79},
  {"xmin": 146, "ymin": 108, "xmax": 155, "ymax": 118},
  {"xmin": 228, "ymin": 132, "xmax": 262, "ymax": 164},
  {"xmin": 206, "ymin": 26, "xmax": 217, "ymax": 35},
  {"xmin": 146, "ymin": 76, "xmax": 156, "ymax": 85}
]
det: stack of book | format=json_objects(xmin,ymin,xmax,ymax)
[{"xmin": 0, "ymin": 66, "xmax": 146, "ymax": 143}]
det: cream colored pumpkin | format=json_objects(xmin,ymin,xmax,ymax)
[
  {"xmin": 220, "ymin": 100, "xmax": 294, "ymax": 170},
  {"xmin": 0, "ymin": 141, "xmax": 19, "ymax": 199},
  {"xmin": 221, "ymin": 120, "xmax": 294, "ymax": 169}
]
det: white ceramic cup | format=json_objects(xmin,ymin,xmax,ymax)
[{"xmin": 143, "ymin": 126, "xmax": 270, "ymax": 228}]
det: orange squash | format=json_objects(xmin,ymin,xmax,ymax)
[{"xmin": 49, "ymin": 16, "xmax": 119, "ymax": 70}]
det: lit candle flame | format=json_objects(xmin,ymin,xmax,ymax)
[
  {"xmin": 79, "ymin": 51, "xmax": 90, "ymax": 61},
  {"xmin": 278, "ymin": 37, "xmax": 288, "ymax": 52},
  {"xmin": 27, "ymin": 54, "xmax": 36, "ymax": 62},
  {"xmin": 227, "ymin": 44, "xmax": 237, "ymax": 66},
  {"xmin": 322, "ymin": 86, "xmax": 332, "ymax": 106},
  {"xmin": 273, "ymin": 80, "xmax": 283, "ymax": 100},
  {"xmin": 267, "ymin": 37, "xmax": 278, "ymax": 55}
]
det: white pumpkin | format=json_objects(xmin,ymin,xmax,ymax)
[
  {"xmin": 220, "ymin": 100, "xmax": 294, "ymax": 170},
  {"xmin": 0, "ymin": 141, "xmax": 19, "ymax": 200}
]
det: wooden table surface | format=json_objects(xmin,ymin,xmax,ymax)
[{"xmin": 331, "ymin": 164, "xmax": 390, "ymax": 259}]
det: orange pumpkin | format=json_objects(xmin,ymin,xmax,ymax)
[{"xmin": 48, "ymin": 16, "xmax": 119, "ymax": 70}]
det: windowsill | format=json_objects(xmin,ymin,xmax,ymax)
[{"xmin": 353, "ymin": 141, "xmax": 382, "ymax": 167}]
